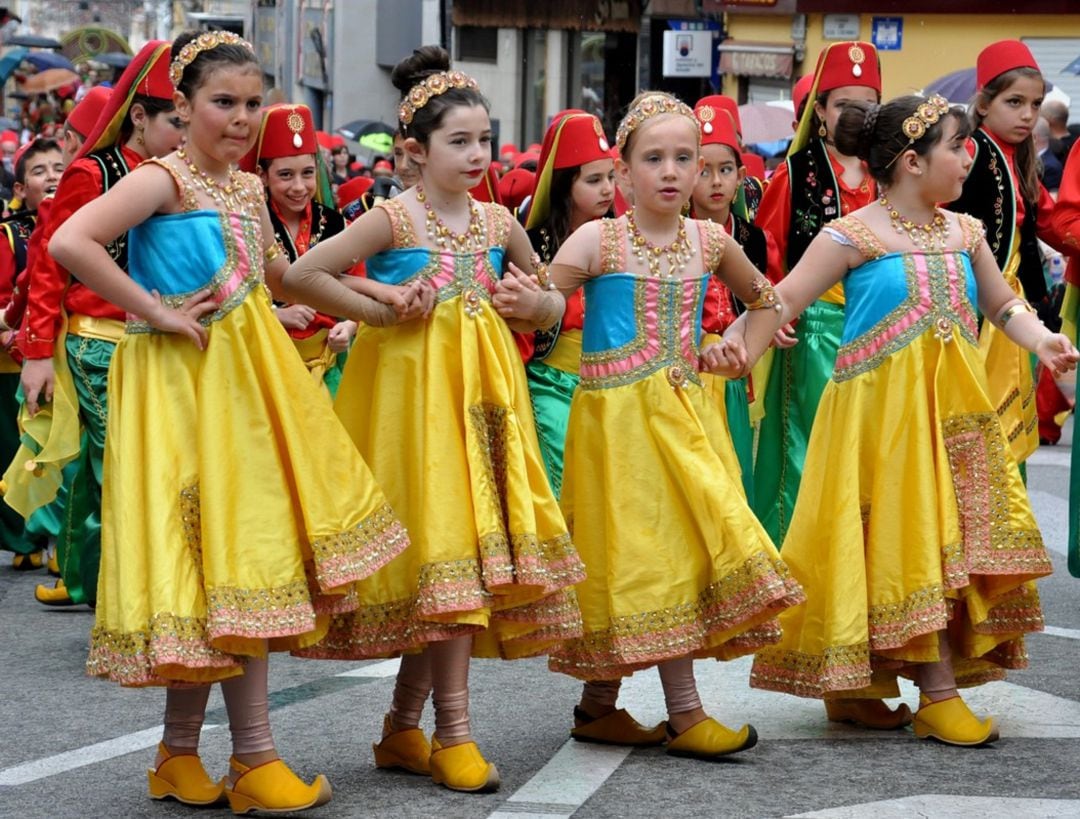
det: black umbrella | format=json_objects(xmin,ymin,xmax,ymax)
[
  {"xmin": 337, "ymin": 119, "xmax": 396, "ymax": 141},
  {"xmin": 3, "ymin": 34, "xmax": 62, "ymax": 49},
  {"xmin": 93, "ymin": 52, "xmax": 132, "ymax": 68}
]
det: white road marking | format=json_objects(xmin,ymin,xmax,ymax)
[
  {"xmin": 788, "ymin": 795, "xmax": 1080, "ymax": 817},
  {"xmin": 0, "ymin": 659, "xmax": 402, "ymax": 787},
  {"xmin": 1041, "ymin": 625, "xmax": 1080, "ymax": 641},
  {"xmin": 1028, "ymin": 489, "xmax": 1069, "ymax": 555},
  {"xmin": 489, "ymin": 741, "xmax": 632, "ymax": 819}
]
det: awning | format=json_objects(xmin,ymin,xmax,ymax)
[
  {"xmin": 717, "ymin": 40, "xmax": 795, "ymax": 80},
  {"xmin": 451, "ymin": 0, "xmax": 641, "ymax": 32}
]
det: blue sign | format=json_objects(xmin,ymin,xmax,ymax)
[{"xmin": 872, "ymin": 17, "xmax": 903, "ymax": 51}]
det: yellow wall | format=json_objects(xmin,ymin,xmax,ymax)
[{"xmin": 723, "ymin": 13, "xmax": 1076, "ymax": 99}]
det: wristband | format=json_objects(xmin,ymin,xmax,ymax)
[{"xmin": 998, "ymin": 300, "xmax": 1034, "ymax": 328}]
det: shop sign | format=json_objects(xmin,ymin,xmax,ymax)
[{"xmin": 662, "ymin": 30, "xmax": 714, "ymax": 77}]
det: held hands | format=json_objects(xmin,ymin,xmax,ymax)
[
  {"xmin": 773, "ymin": 322, "xmax": 798, "ymax": 349},
  {"xmin": 493, "ymin": 263, "xmax": 554, "ymax": 325},
  {"xmin": 1036, "ymin": 333, "xmax": 1080, "ymax": 376},
  {"xmin": 275, "ymin": 303, "xmax": 317, "ymax": 331},
  {"xmin": 369, "ymin": 279, "xmax": 435, "ymax": 325},
  {"xmin": 700, "ymin": 335, "xmax": 749, "ymax": 378},
  {"xmin": 327, "ymin": 320, "xmax": 357, "ymax": 353},
  {"xmin": 146, "ymin": 289, "xmax": 216, "ymax": 350}
]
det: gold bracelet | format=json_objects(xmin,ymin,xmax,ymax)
[
  {"xmin": 263, "ymin": 242, "xmax": 286, "ymax": 265},
  {"xmin": 999, "ymin": 300, "xmax": 1034, "ymax": 328},
  {"xmin": 744, "ymin": 275, "xmax": 781, "ymax": 312}
]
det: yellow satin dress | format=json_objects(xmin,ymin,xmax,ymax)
[
  {"xmin": 87, "ymin": 164, "xmax": 409, "ymax": 686},
  {"xmin": 302, "ymin": 197, "xmax": 585, "ymax": 661},
  {"xmin": 548, "ymin": 218, "xmax": 804, "ymax": 681},
  {"xmin": 751, "ymin": 215, "xmax": 1052, "ymax": 700}
]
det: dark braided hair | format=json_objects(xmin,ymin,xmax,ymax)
[{"xmin": 391, "ymin": 46, "xmax": 489, "ymax": 145}]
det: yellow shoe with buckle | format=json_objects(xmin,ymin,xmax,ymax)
[
  {"xmin": 913, "ymin": 695, "xmax": 998, "ymax": 747},
  {"xmin": 35, "ymin": 579, "xmax": 75, "ymax": 606},
  {"xmin": 665, "ymin": 717, "xmax": 758, "ymax": 760},
  {"xmin": 224, "ymin": 758, "xmax": 331, "ymax": 815},
  {"xmin": 147, "ymin": 742, "xmax": 226, "ymax": 806},
  {"xmin": 429, "ymin": 737, "xmax": 499, "ymax": 793},
  {"xmin": 372, "ymin": 714, "xmax": 431, "ymax": 775},
  {"xmin": 825, "ymin": 698, "xmax": 913, "ymax": 730}
]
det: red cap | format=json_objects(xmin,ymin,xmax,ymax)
[
  {"xmin": 792, "ymin": 74, "xmax": 814, "ymax": 119},
  {"xmin": 696, "ymin": 95, "xmax": 741, "ymax": 137},
  {"xmin": 537, "ymin": 113, "xmax": 611, "ymax": 172},
  {"xmin": 76, "ymin": 40, "xmax": 173, "ymax": 160},
  {"xmin": 0, "ymin": 130, "xmax": 17, "ymax": 146},
  {"xmin": 337, "ymin": 175, "xmax": 373, "ymax": 207},
  {"xmin": 239, "ymin": 104, "xmax": 317, "ymax": 172},
  {"xmin": 373, "ymin": 159, "xmax": 393, "ymax": 172},
  {"xmin": 330, "ymin": 134, "xmax": 346, "ymax": 149},
  {"xmin": 742, "ymin": 151, "xmax": 766, "ymax": 180},
  {"xmin": 514, "ymin": 150, "xmax": 540, "ymax": 169},
  {"xmin": 499, "ymin": 143, "xmax": 519, "ymax": 158},
  {"xmin": 315, "ymin": 130, "xmax": 333, "ymax": 149},
  {"xmin": 12, "ymin": 138, "xmax": 34, "ymax": 171},
  {"xmin": 526, "ymin": 143, "xmax": 542, "ymax": 153},
  {"xmin": 349, "ymin": 159, "xmax": 365, "ymax": 171},
  {"xmin": 977, "ymin": 40, "xmax": 1040, "ymax": 91},
  {"xmin": 469, "ymin": 165, "xmax": 502, "ymax": 204},
  {"xmin": 498, "ymin": 167, "xmax": 534, "ymax": 209},
  {"xmin": 813, "ymin": 41, "xmax": 881, "ymax": 95},
  {"xmin": 65, "ymin": 86, "xmax": 112, "ymax": 139},
  {"xmin": 694, "ymin": 101, "xmax": 740, "ymax": 154}
]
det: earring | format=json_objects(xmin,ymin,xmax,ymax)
[
  {"xmin": 136, "ymin": 126, "xmax": 145, "ymax": 146},
  {"xmin": 818, "ymin": 123, "xmax": 827, "ymax": 138}
]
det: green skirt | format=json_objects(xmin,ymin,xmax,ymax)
[{"xmin": 525, "ymin": 360, "xmax": 579, "ymax": 499}]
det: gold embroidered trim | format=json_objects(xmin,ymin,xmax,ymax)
[
  {"xmin": 867, "ymin": 583, "xmax": 949, "ymax": 649},
  {"xmin": 549, "ymin": 550, "xmax": 804, "ymax": 679},
  {"xmin": 179, "ymin": 482, "xmax": 205, "ymax": 586},
  {"xmin": 309, "ymin": 502, "xmax": 410, "ymax": 589},
  {"xmin": 751, "ymin": 642, "xmax": 872, "ymax": 698},
  {"xmin": 599, "ymin": 218, "xmax": 626, "ymax": 273},
  {"xmin": 377, "ymin": 197, "xmax": 418, "ymax": 248},
  {"xmin": 826, "ymin": 215, "xmax": 888, "ymax": 260}
]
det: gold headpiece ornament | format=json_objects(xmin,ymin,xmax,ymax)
[
  {"xmin": 170, "ymin": 31, "xmax": 255, "ymax": 89},
  {"xmin": 886, "ymin": 94, "xmax": 952, "ymax": 167},
  {"xmin": 615, "ymin": 94, "xmax": 698, "ymax": 153},
  {"xmin": 398, "ymin": 71, "xmax": 479, "ymax": 127}
]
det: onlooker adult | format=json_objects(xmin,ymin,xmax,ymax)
[
  {"xmin": 1036, "ymin": 117, "xmax": 1064, "ymax": 193},
  {"xmin": 1042, "ymin": 100, "xmax": 1075, "ymax": 164}
]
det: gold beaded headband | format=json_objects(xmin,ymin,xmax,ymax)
[
  {"xmin": 886, "ymin": 94, "xmax": 952, "ymax": 167},
  {"xmin": 170, "ymin": 31, "xmax": 255, "ymax": 89},
  {"xmin": 615, "ymin": 94, "xmax": 698, "ymax": 154},
  {"xmin": 398, "ymin": 71, "xmax": 479, "ymax": 127}
]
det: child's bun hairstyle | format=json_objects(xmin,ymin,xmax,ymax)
[
  {"xmin": 170, "ymin": 30, "xmax": 259, "ymax": 101},
  {"xmin": 834, "ymin": 95, "xmax": 970, "ymax": 186},
  {"xmin": 391, "ymin": 45, "xmax": 488, "ymax": 144}
]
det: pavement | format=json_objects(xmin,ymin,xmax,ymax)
[{"xmin": 1, "ymin": 426, "xmax": 1077, "ymax": 819}]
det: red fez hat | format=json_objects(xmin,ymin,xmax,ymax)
[
  {"xmin": 696, "ymin": 95, "xmax": 741, "ymax": 137},
  {"xmin": 12, "ymin": 138, "xmax": 36, "ymax": 171},
  {"xmin": 514, "ymin": 150, "xmax": 540, "ymax": 169},
  {"xmin": 538, "ymin": 113, "xmax": 611, "ymax": 172},
  {"xmin": 337, "ymin": 175, "xmax": 373, "ymax": 207},
  {"xmin": 526, "ymin": 143, "xmax": 542, "ymax": 153},
  {"xmin": 330, "ymin": 134, "xmax": 346, "ymax": 149},
  {"xmin": 373, "ymin": 159, "xmax": 393, "ymax": 172},
  {"xmin": 498, "ymin": 167, "xmax": 534, "ymax": 210},
  {"xmin": 977, "ymin": 40, "xmax": 1040, "ymax": 91},
  {"xmin": 792, "ymin": 74, "xmax": 814, "ymax": 119},
  {"xmin": 500, "ymin": 143, "xmax": 519, "ymax": 158},
  {"xmin": 76, "ymin": 40, "xmax": 173, "ymax": 160},
  {"xmin": 0, "ymin": 130, "xmax": 18, "ymax": 145},
  {"xmin": 694, "ymin": 100, "xmax": 740, "ymax": 153},
  {"xmin": 65, "ymin": 86, "xmax": 112, "ymax": 139},
  {"xmin": 742, "ymin": 151, "xmax": 766, "ymax": 180},
  {"xmin": 814, "ymin": 41, "xmax": 881, "ymax": 95},
  {"xmin": 315, "ymin": 130, "xmax": 333, "ymax": 149},
  {"xmin": 238, "ymin": 104, "xmax": 317, "ymax": 172}
]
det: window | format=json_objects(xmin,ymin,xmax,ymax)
[{"xmin": 456, "ymin": 26, "xmax": 499, "ymax": 63}]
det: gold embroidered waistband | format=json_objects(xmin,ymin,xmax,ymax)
[{"xmin": 67, "ymin": 314, "xmax": 126, "ymax": 343}]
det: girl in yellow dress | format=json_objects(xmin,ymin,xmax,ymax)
[
  {"xmin": 732, "ymin": 95, "xmax": 1078, "ymax": 746},
  {"xmin": 280, "ymin": 46, "xmax": 585, "ymax": 793},
  {"xmin": 50, "ymin": 31, "xmax": 410, "ymax": 814},
  {"xmin": 533, "ymin": 92, "xmax": 805, "ymax": 760}
]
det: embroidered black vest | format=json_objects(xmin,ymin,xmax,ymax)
[
  {"xmin": 269, "ymin": 200, "xmax": 345, "ymax": 264},
  {"xmin": 949, "ymin": 129, "xmax": 1046, "ymax": 303},
  {"xmin": 741, "ymin": 176, "xmax": 764, "ymax": 224},
  {"xmin": 0, "ymin": 210, "xmax": 36, "ymax": 274},
  {"xmin": 87, "ymin": 146, "xmax": 133, "ymax": 271},
  {"xmin": 784, "ymin": 137, "xmax": 842, "ymax": 272},
  {"xmin": 732, "ymin": 213, "xmax": 767, "ymax": 277}
]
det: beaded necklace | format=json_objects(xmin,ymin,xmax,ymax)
[
  {"xmin": 879, "ymin": 193, "xmax": 950, "ymax": 252},
  {"xmin": 177, "ymin": 147, "xmax": 257, "ymax": 214},
  {"xmin": 416, "ymin": 185, "xmax": 484, "ymax": 253},
  {"xmin": 626, "ymin": 209, "xmax": 694, "ymax": 278}
]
